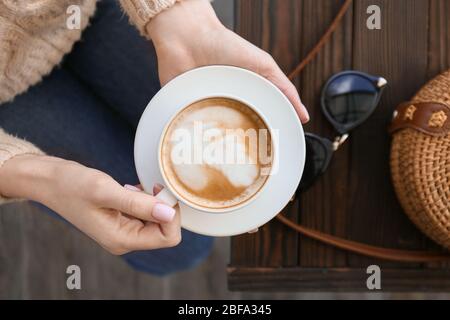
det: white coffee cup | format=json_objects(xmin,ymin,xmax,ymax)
[
  {"xmin": 134, "ymin": 66, "xmax": 305, "ymax": 236},
  {"xmin": 154, "ymin": 94, "xmax": 278, "ymax": 214}
]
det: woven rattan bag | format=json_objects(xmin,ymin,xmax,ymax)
[{"xmin": 390, "ymin": 70, "xmax": 450, "ymax": 250}]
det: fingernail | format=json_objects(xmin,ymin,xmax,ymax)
[
  {"xmin": 124, "ymin": 184, "xmax": 141, "ymax": 192},
  {"xmin": 154, "ymin": 183, "xmax": 164, "ymax": 190},
  {"xmin": 297, "ymin": 94, "xmax": 310, "ymax": 123},
  {"xmin": 304, "ymin": 111, "xmax": 310, "ymax": 123},
  {"xmin": 152, "ymin": 203, "xmax": 176, "ymax": 223},
  {"xmin": 302, "ymin": 104, "xmax": 310, "ymax": 123},
  {"xmin": 153, "ymin": 183, "xmax": 165, "ymax": 195}
]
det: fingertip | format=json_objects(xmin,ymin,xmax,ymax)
[
  {"xmin": 283, "ymin": 81, "xmax": 310, "ymax": 124},
  {"xmin": 292, "ymin": 99, "xmax": 310, "ymax": 124},
  {"xmin": 152, "ymin": 203, "xmax": 176, "ymax": 223},
  {"xmin": 153, "ymin": 183, "xmax": 164, "ymax": 196},
  {"xmin": 294, "ymin": 93, "xmax": 310, "ymax": 124},
  {"xmin": 300, "ymin": 106, "xmax": 310, "ymax": 124}
]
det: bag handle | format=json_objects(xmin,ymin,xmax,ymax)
[
  {"xmin": 276, "ymin": 214, "xmax": 450, "ymax": 263},
  {"xmin": 282, "ymin": 0, "xmax": 450, "ymax": 263},
  {"xmin": 287, "ymin": 0, "xmax": 353, "ymax": 81}
]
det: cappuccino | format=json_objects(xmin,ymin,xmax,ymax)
[{"xmin": 160, "ymin": 98, "xmax": 273, "ymax": 210}]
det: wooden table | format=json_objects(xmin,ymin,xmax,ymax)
[{"xmin": 228, "ymin": 0, "xmax": 450, "ymax": 292}]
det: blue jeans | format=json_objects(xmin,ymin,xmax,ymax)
[{"xmin": 0, "ymin": 0, "xmax": 213, "ymax": 276}]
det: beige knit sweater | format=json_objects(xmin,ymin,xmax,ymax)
[{"xmin": 0, "ymin": 0, "xmax": 186, "ymax": 203}]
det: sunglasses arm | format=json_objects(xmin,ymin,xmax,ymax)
[{"xmin": 332, "ymin": 134, "xmax": 349, "ymax": 151}]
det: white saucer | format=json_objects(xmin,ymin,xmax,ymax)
[{"xmin": 134, "ymin": 66, "xmax": 305, "ymax": 237}]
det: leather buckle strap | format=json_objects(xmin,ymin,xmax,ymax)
[{"xmin": 389, "ymin": 101, "xmax": 450, "ymax": 137}]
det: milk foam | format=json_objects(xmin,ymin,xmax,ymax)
[
  {"xmin": 171, "ymin": 106, "xmax": 259, "ymax": 191},
  {"xmin": 161, "ymin": 99, "xmax": 272, "ymax": 209}
]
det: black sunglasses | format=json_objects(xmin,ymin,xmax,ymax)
[{"xmin": 298, "ymin": 70, "xmax": 387, "ymax": 192}]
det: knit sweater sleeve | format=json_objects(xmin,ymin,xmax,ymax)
[
  {"xmin": 119, "ymin": 0, "xmax": 213, "ymax": 37},
  {"xmin": 0, "ymin": 129, "xmax": 45, "ymax": 204},
  {"xmin": 119, "ymin": 0, "xmax": 180, "ymax": 37}
]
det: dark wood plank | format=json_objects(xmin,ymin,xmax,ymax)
[
  {"xmin": 0, "ymin": 204, "xmax": 140, "ymax": 299},
  {"xmin": 230, "ymin": 0, "xmax": 450, "ymax": 291},
  {"xmin": 345, "ymin": 0, "xmax": 431, "ymax": 268},
  {"xmin": 0, "ymin": 204, "xmax": 26, "ymax": 299},
  {"xmin": 428, "ymin": 0, "xmax": 450, "ymax": 78},
  {"xmin": 231, "ymin": 0, "xmax": 301, "ymax": 268},
  {"xmin": 228, "ymin": 267, "xmax": 450, "ymax": 292},
  {"xmin": 0, "ymin": 204, "xmax": 68, "ymax": 299},
  {"xmin": 231, "ymin": 0, "xmax": 356, "ymax": 270},
  {"xmin": 295, "ymin": 0, "xmax": 354, "ymax": 268}
]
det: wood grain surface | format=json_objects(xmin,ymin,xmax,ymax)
[{"xmin": 230, "ymin": 0, "xmax": 450, "ymax": 291}]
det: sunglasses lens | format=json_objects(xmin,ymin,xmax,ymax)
[
  {"xmin": 299, "ymin": 135, "xmax": 332, "ymax": 191},
  {"xmin": 323, "ymin": 74, "xmax": 379, "ymax": 132}
]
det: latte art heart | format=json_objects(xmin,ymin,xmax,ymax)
[{"xmin": 161, "ymin": 98, "xmax": 273, "ymax": 210}]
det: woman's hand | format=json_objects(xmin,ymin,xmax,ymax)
[
  {"xmin": 147, "ymin": 0, "xmax": 310, "ymax": 123},
  {"xmin": 0, "ymin": 155, "xmax": 181, "ymax": 255}
]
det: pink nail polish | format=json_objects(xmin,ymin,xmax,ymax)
[
  {"xmin": 152, "ymin": 203, "xmax": 176, "ymax": 223},
  {"xmin": 153, "ymin": 183, "xmax": 165, "ymax": 195},
  {"xmin": 124, "ymin": 184, "xmax": 141, "ymax": 192}
]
